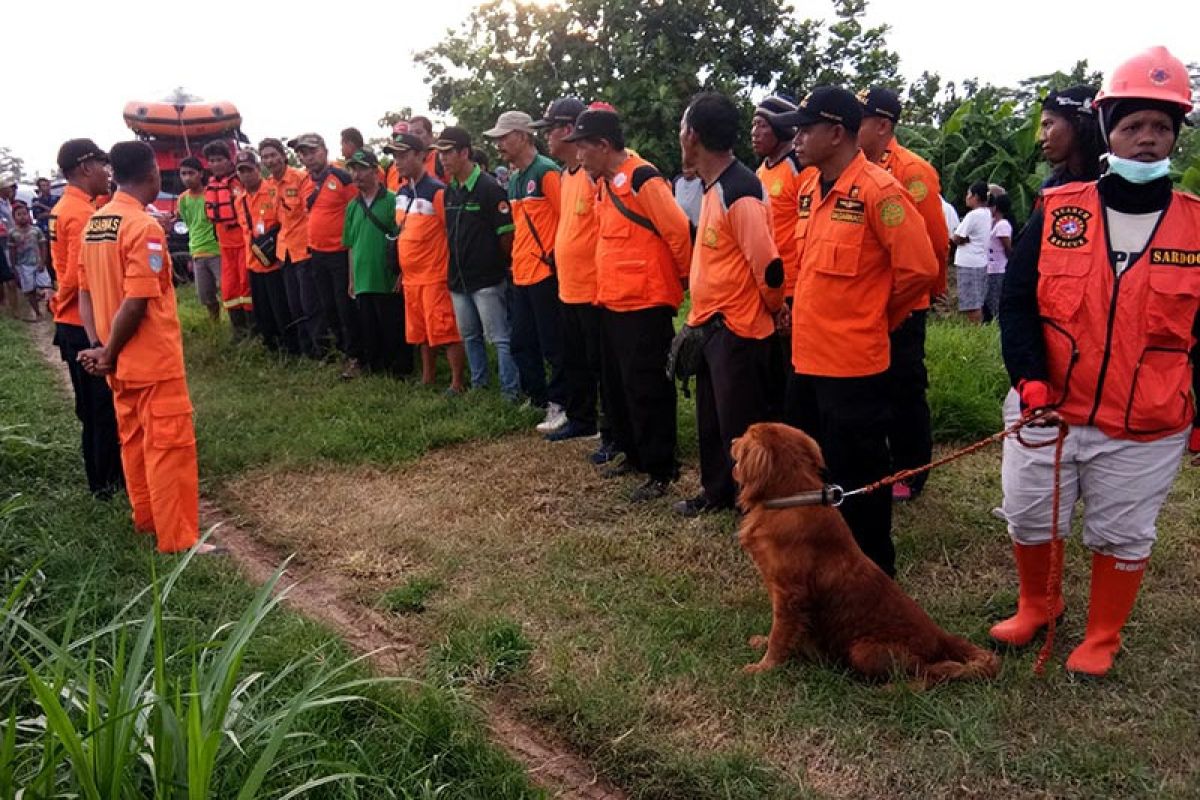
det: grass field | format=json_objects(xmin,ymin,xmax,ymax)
[{"xmin": 6, "ymin": 289, "xmax": 1200, "ymax": 798}]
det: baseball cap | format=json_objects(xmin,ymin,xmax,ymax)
[
  {"xmin": 382, "ymin": 132, "xmax": 424, "ymax": 155},
  {"xmin": 432, "ymin": 127, "xmax": 472, "ymax": 151},
  {"xmin": 287, "ymin": 132, "xmax": 325, "ymax": 150},
  {"xmin": 768, "ymin": 86, "xmax": 863, "ymax": 132},
  {"xmin": 561, "ymin": 109, "xmax": 624, "ymax": 148},
  {"xmin": 483, "ymin": 110, "xmax": 536, "ymax": 138},
  {"xmin": 530, "ymin": 97, "xmax": 587, "ymax": 130},
  {"xmin": 234, "ymin": 150, "xmax": 260, "ymax": 169},
  {"xmin": 1042, "ymin": 85, "xmax": 1097, "ymax": 117},
  {"xmin": 857, "ymin": 86, "xmax": 902, "ymax": 122},
  {"xmin": 345, "ymin": 149, "xmax": 380, "ymax": 168},
  {"xmin": 56, "ymin": 138, "xmax": 110, "ymax": 173}
]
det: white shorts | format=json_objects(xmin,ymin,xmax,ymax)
[
  {"xmin": 17, "ymin": 264, "xmax": 52, "ymax": 294},
  {"xmin": 999, "ymin": 390, "xmax": 1187, "ymax": 560}
]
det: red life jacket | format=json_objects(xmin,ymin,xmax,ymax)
[
  {"xmin": 205, "ymin": 175, "xmax": 238, "ymax": 225},
  {"xmin": 1038, "ymin": 183, "xmax": 1200, "ymax": 441}
]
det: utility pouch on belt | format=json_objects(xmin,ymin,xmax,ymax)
[
  {"xmin": 241, "ymin": 197, "xmax": 280, "ymax": 267},
  {"xmin": 666, "ymin": 315, "xmax": 723, "ymax": 398}
]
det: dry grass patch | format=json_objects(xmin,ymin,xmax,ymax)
[{"xmin": 221, "ymin": 432, "xmax": 1200, "ymax": 799}]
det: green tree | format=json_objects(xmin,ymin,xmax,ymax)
[{"xmin": 0, "ymin": 146, "xmax": 25, "ymax": 182}]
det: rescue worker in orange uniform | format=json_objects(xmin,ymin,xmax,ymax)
[
  {"xmin": 857, "ymin": 87, "xmax": 950, "ymax": 502},
  {"xmin": 533, "ymin": 97, "xmax": 609, "ymax": 445},
  {"xmin": 677, "ymin": 92, "xmax": 784, "ymax": 517},
  {"xmin": 235, "ymin": 149, "xmax": 296, "ymax": 354},
  {"xmin": 752, "ymin": 94, "xmax": 807, "ymax": 416},
  {"xmin": 260, "ymin": 137, "xmax": 318, "ymax": 357},
  {"xmin": 49, "ymin": 138, "xmax": 124, "ymax": 497},
  {"xmin": 568, "ymin": 108, "xmax": 693, "ymax": 502},
  {"xmin": 76, "ymin": 141, "xmax": 217, "ymax": 555},
  {"xmin": 201, "ymin": 139, "xmax": 253, "ymax": 337},
  {"xmin": 769, "ymin": 87, "xmax": 938, "ymax": 577},
  {"xmin": 996, "ymin": 47, "xmax": 1199, "ymax": 677}
]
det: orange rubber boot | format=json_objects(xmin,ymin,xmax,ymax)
[
  {"xmin": 1065, "ymin": 553, "xmax": 1146, "ymax": 677},
  {"xmin": 989, "ymin": 541, "xmax": 1064, "ymax": 646}
]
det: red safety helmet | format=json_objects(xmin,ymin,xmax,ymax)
[{"xmin": 1096, "ymin": 46, "xmax": 1194, "ymax": 114}]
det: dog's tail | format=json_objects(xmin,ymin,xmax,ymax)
[{"xmin": 919, "ymin": 641, "xmax": 1001, "ymax": 687}]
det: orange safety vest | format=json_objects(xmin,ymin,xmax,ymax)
[
  {"xmin": 1038, "ymin": 183, "xmax": 1200, "ymax": 441},
  {"xmin": 594, "ymin": 154, "xmax": 692, "ymax": 312}
]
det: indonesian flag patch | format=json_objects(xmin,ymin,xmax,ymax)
[{"xmin": 148, "ymin": 238, "xmax": 164, "ymax": 272}]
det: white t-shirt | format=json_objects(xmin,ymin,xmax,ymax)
[
  {"xmin": 941, "ymin": 197, "xmax": 960, "ymax": 242},
  {"xmin": 953, "ymin": 207, "xmax": 991, "ymax": 269},
  {"xmin": 987, "ymin": 218, "xmax": 1013, "ymax": 275}
]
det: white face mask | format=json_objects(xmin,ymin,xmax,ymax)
[{"xmin": 1106, "ymin": 154, "xmax": 1171, "ymax": 184}]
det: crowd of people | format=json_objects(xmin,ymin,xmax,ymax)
[{"xmin": 28, "ymin": 45, "xmax": 1200, "ymax": 678}]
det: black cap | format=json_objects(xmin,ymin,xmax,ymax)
[
  {"xmin": 768, "ymin": 86, "xmax": 863, "ymax": 133},
  {"xmin": 382, "ymin": 133, "xmax": 425, "ymax": 155},
  {"xmin": 56, "ymin": 138, "xmax": 109, "ymax": 173},
  {"xmin": 561, "ymin": 109, "xmax": 624, "ymax": 148},
  {"xmin": 857, "ymin": 86, "xmax": 902, "ymax": 122},
  {"xmin": 1042, "ymin": 85, "xmax": 1097, "ymax": 117},
  {"xmin": 530, "ymin": 97, "xmax": 588, "ymax": 130},
  {"xmin": 432, "ymin": 126, "xmax": 472, "ymax": 151}
]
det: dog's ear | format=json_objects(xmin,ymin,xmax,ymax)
[{"xmin": 733, "ymin": 431, "xmax": 773, "ymax": 502}]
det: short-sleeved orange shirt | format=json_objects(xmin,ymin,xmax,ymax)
[
  {"xmin": 48, "ymin": 184, "xmax": 98, "ymax": 326},
  {"xmin": 269, "ymin": 166, "xmax": 312, "ymax": 264},
  {"xmin": 688, "ymin": 160, "xmax": 782, "ymax": 339},
  {"xmin": 78, "ymin": 191, "xmax": 186, "ymax": 384},
  {"xmin": 306, "ymin": 165, "xmax": 358, "ymax": 253},
  {"xmin": 509, "ymin": 155, "xmax": 561, "ymax": 286},
  {"xmin": 395, "ymin": 174, "xmax": 449, "ymax": 287},
  {"xmin": 554, "ymin": 165, "xmax": 599, "ymax": 304},
  {"xmin": 239, "ymin": 182, "xmax": 280, "ymax": 273},
  {"xmin": 757, "ymin": 150, "xmax": 810, "ymax": 299}
]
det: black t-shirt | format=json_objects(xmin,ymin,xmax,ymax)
[{"xmin": 444, "ymin": 165, "xmax": 514, "ymax": 293}]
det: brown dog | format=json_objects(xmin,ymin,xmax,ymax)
[{"xmin": 732, "ymin": 422, "xmax": 1000, "ymax": 688}]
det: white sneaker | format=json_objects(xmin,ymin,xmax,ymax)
[{"xmin": 535, "ymin": 402, "xmax": 567, "ymax": 434}]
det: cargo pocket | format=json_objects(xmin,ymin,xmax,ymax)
[
  {"xmin": 148, "ymin": 396, "xmax": 196, "ymax": 450},
  {"xmin": 1125, "ymin": 346, "xmax": 1192, "ymax": 436},
  {"xmin": 1036, "ymin": 253, "xmax": 1089, "ymax": 321},
  {"xmin": 1145, "ymin": 266, "xmax": 1200, "ymax": 345}
]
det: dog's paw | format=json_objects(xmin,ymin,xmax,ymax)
[
  {"xmin": 748, "ymin": 635, "xmax": 769, "ymax": 650},
  {"xmin": 742, "ymin": 659, "xmax": 777, "ymax": 675}
]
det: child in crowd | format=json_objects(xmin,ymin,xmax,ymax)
[{"xmin": 7, "ymin": 201, "xmax": 52, "ymax": 320}]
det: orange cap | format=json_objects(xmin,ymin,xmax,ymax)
[{"xmin": 1096, "ymin": 46, "xmax": 1194, "ymax": 113}]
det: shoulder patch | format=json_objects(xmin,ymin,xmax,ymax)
[
  {"xmin": 630, "ymin": 165, "xmax": 663, "ymax": 193},
  {"xmin": 906, "ymin": 178, "xmax": 928, "ymax": 203},
  {"xmin": 83, "ymin": 215, "xmax": 122, "ymax": 243},
  {"xmin": 879, "ymin": 196, "xmax": 906, "ymax": 227}
]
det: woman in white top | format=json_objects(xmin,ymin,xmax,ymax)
[
  {"xmin": 983, "ymin": 192, "xmax": 1014, "ymax": 323},
  {"xmin": 951, "ymin": 181, "xmax": 992, "ymax": 323}
]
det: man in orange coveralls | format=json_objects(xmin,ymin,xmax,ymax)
[{"xmin": 77, "ymin": 141, "xmax": 219, "ymax": 555}]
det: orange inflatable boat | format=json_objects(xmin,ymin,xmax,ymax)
[{"xmin": 123, "ymin": 100, "xmax": 242, "ymax": 138}]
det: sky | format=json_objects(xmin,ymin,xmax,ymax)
[{"xmin": 4, "ymin": 0, "xmax": 1194, "ymax": 178}]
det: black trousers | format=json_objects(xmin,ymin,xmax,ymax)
[
  {"xmin": 356, "ymin": 292, "xmax": 413, "ymax": 377},
  {"xmin": 785, "ymin": 371, "xmax": 895, "ymax": 577},
  {"xmin": 560, "ymin": 300, "xmax": 607, "ymax": 434},
  {"xmin": 53, "ymin": 323, "xmax": 124, "ymax": 497},
  {"xmin": 282, "ymin": 256, "xmax": 319, "ymax": 357},
  {"xmin": 885, "ymin": 310, "xmax": 932, "ymax": 495},
  {"xmin": 249, "ymin": 269, "xmax": 299, "ymax": 354},
  {"xmin": 510, "ymin": 275, "xmax": 566, "ymax": 408},
  {"xmin": 599, "ymin": 306, "xmax": 677, "ymax": 482},
  {"xmin": 696, "ymin": 328, "xmax": 772, "ymax": 508},
  {"xmin": 309, "ymin": 249, "xmax": 361, "ymax": 360}
]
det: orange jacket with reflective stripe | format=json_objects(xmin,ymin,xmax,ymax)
[
  {"xmin": 48, "ymin": 184, "xmax": 97, "ymax": 326},
  {"xmin": 1037, "ymin": 183, "xmax": 1200, "ymax": 441},
  {"xmin": 554, "ymin": 166, "xmax": 599, "ymax": 304},
  {"xmin": 269, "ymin": 167, "xmax": 312, "ymax": 263},
  {"xmin": 757, "ymin": 150, "xmax": 808, "ymax": 299},
  {"xmin": 79, "ymin": 192, "xmax": 185, "ymax": 384},
  {"xmin": 688, "ymin": 160, "xmax": 782, "ymax": 339},
  {"xmin": 876, "ymin": 142, "xmax": 949, "ymax": 304},
  {"xmin": 791, "ymin": 151, "xmax": 938, "ymax": 377},
  {"xmin": 594, "ymin": 154, "xmax": 692, "ymax": 312}
]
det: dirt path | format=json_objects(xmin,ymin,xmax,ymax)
[{"xmin": 28, "ymin": 324, "xmax": 627, "ymax": 800}]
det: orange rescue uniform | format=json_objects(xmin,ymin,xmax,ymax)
[
  {"xmin": 688, "ymin": 161, "xmax": 783, "ymax": 338},
  {"xmin": 875, "ymin": 142, "xmax": 950, "ymax": 302},
  {"xmin": 757, "ymin": 150, "xmax": 809, "ymax": 299},
  {"xmin": 396, "ymin": 175, "xmax": 460, "ymax": 346},
  {"xmin": 509, "ymin": 158, "xmax": 562, "ymax": 286},
  {"xmin": 239, "ymin": 182, "xmax": 280, "ymax": 273},
  {"xmin": 594, "ymin": 154, "xmax": 692, "ymax": 311},
  {"xmin": 78, "ymin": 191, "xmax": 198, "ymax": 553},
  {"xmin": 791, "ymin": 151, "xmax": 938, "ymax": 377},
  {"xmin": 306, "ymin": 166, "xmax": 359, "ymax": 252},
  {"xmin": 48, "ymin": 184, "xmax": 98, "ymax": 326},
  {"xmin": 555, "ymin": 165, "xmax": 599, "ymax": 303},
  {"xmin": 270, "ymin": 166, "xmax": 312, "ymax": 264}
]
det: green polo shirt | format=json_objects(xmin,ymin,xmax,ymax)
[
  {"xmin": 343, "ymin": 188, "xmax": 398, "ymax": 295},
  {"xmin": 177, "ymin": 190, "xmax": 219, "ymax": 257}
]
